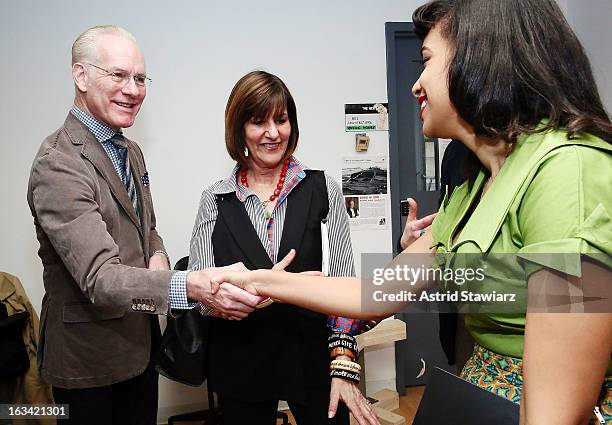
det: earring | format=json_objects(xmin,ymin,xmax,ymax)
[{"xmin": 244, "ymin": 147, "xmax": 249, "ymax": 157}]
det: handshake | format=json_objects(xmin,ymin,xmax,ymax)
[{"xmin": 183, "ymin": 249, "xmax": 299, "ymax": 320}]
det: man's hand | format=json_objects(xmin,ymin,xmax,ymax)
[
  {"xmin": 400, "ymin": 198, "xmax": 437, "ymax": 250},
  {"xmin": 328, "ymin": 375, "xmax": 380, "ymax": 425},
  {"xmin": 148, "ymin": 253, "xmax": 170, "ymax": 271},
  {"xmin": 186, "ymin": 263, "xmax": 263, "ymax": 320}
]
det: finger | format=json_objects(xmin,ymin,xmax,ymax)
[
  {"xmin": 346, "ymin": 399, "xmax": 368, "ymax": 425},
  {"xmin": 407, "ymin": 197, "xmax": 418, "ymax": 221},
  {"xmin": 217, "ymin": 298, "xmax": 257, "ymax": 314},
  {"xmin": 217, "ymin": 301, "xmax": 254, "ymax": 315},
  {"xmin": 273, "ymin": 249, "xmax": 296, "ymax": 271},
  {"xmin": 300, "ymin": 270, "xmax": 323, "ymax": 276},
  {"xmin": 221, "ymin": 283, "xmax": 261, "ymax": 307},
  {"xmin": 346, "ymin": 385, "xmax": 379, "ymax": 425},
  {"xmin": 216, "ymin": 306, "xmax": 249, "ymax": 319},
  {"xmin": 210, "ymin": 271, "xmax": 244, "ymax": 290},
  {"xmin": 210, "ymin": 280, "xmax": 221, "ymax": 294},
  {"xmin": 328, "ymin": 389, "xmax": 340, "ymax": 418},
  {"xmin": 360, "ymin": 400, "xmax": 381, "ymax": 425},
  {"xmin": 419, "ymin": 212, "xmax": 437, "ymax": 228}
]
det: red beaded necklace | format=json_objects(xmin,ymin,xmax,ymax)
[{"xmin": 240, "ymin": 159, "xmax": 290, "ymax": 204}]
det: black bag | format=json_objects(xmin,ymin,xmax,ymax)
[
  {"xmin": 412, "ymin": 367, "xmax": 519, "ymax": 425},
  {"xmin": 0, "ymin": 305, "xmax": 30, "ymax": 377},
  {"xmin": 156, "ymin": 307, "xmax": 210, "ymax": 386}
]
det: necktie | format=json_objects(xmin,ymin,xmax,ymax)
[{"xmin": 109, "ymin": 133, "xmax": 141, "ymax": 224}]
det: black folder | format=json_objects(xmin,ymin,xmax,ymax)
[{"xmin": 412, "ymin": 367, "xmax": 520, "ymax": 425}]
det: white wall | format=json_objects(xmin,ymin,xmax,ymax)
[
  {"xmin": 0, "ymin": 0, "xmax": 419, "ymax": 421},
  {"xmin": 565, "ymin": 0, "xmax": 612, "ymax": 113}
]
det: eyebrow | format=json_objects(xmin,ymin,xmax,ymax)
[
  {"xmin": 421, "ymin": 46, "xmax": 432, "ymax": 54},
  {"xmin": 110, "ymin": 67, "xmax": 147, "ymax": 76}
]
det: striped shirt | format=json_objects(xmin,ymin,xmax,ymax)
[{"xmin": 189, "ymin": 157, "xmax": 371, "ymax": 333}]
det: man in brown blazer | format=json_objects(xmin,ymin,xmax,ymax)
[{"xmin": 27, "ymin": 25, "xmax": 262, "ymax": 425}]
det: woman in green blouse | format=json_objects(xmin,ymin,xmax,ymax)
[{"xmin": 211, "ymin": 0, "xmax": 612, "ymax": 423}]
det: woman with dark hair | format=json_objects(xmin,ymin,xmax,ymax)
[
  {"xmin": 188, "ymin": 71, "xmax": 379, "ymax": 425},
  {"xmin": 211, "ymin": 1, "xmax": 611, "ymax": 423}
]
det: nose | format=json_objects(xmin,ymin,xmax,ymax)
[
  {"xmin": 122, "ymin": 76, "xmax": 141, "ymax": 96},
  {"xmin": 265, "ymin": 120, "xmax": 279, "ymax": 139},
  {"xmin": 411, "ymin": 78, "xmax": 422, "ymax": 98}
]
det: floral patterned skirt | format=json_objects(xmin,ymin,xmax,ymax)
[{"xmin": 460, "ymin": 344, "xmax": 611, "ymax": 424}]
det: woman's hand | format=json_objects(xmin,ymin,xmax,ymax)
[
  {"xmin": 400, "ymin": 198, "xmax": 437, "ymax": 250},
  {"xmin": 328, "ymin": 376, "xmax": 380, "ymax": 425},
  {"xmin": 210, "ymin": 249, "xmax": 300, "ymax": 296}
]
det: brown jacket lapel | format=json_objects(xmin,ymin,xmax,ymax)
[{"xmin": 64, "ymin": 114, "xmax": 142, "ymax": 232}]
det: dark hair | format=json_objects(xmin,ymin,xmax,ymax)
[
  {"xmin": 225, "ymin": 70, "xmax": 299, "ymax": 168},
  {"xmin": 413, "ymin": 0, "xmax": 611, "ymax": 177}
]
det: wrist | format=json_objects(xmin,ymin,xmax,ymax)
[
  {"xmin": 186, "ymin": 271, "xmax": 208, "ymax": 302},
  {"xmin": 152, "ymin": 250, "xmax": 170, "ymax": 266},
  {"xmin": 251, "ymin": 269, "xmax": 271, "ymax": 295}
]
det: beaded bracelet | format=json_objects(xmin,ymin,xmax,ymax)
[
  {"xmin": 331, "ymin": 359, "xmax": 362, "ymax": 373},
  {"xmin": 330, "ymin": 368, "xmax": 360, "ymax": 383}
]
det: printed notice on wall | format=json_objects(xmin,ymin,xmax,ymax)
[
  {"xmin": 342, "ymin": 156, "xmax": 389, "ymax": 230},
  {"xmin": 345, "ymin": 103, "xmax": 389, "ymax": 132}
]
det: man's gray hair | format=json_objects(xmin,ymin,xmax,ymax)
[{"xmin": 71, "ymin": 25, "xmax": 138, "ymax": 65}]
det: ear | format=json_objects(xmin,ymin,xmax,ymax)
[{"xmin": 72, "ymin": 63, "xmax": 88, "ymax": 93}]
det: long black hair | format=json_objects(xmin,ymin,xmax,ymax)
[{"xmin": 413, "ymin": 0, "xmax": 612, "ymax": 145}]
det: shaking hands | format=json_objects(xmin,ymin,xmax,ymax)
[{"xmin": 185, "ymin": 249, "xmax": 303, "ymax": 320}]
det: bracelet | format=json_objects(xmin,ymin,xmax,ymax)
[
  {"xmin": 328, "ymin": 332, "xmax": 357, "ymax": 342},
  {"xmin": 152, "ymin": 250, "xmax": 171, "ymax": 266},
  {"xmin": 328, "ymin": 332, "xmax": 358, "ymax": 350},
  {"xmin": 330, "ymin": 346, "xmax": 357, "ymax": 360},
  {"xmin": 197, "ymin": 303, "xmax": 215, "ymax": 316},
  {"xmin": 330, "ymin": 368, "xmax": 360, "ymax": 383},
  {"xmin": 328, "ymin": 338, "xmax": 358, "ymax": 354},
  {"xmin": 331, "ymin": 359, "xmax": 362, "ymax": 372},
  {"xmin": 256, "ymin": 297, "xmax": 274, "ymax": 309}
]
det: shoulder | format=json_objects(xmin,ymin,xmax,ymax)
[
  {"xmin": 196, "ymin": 171, "xmax": 238, "ymax": 211},
  {"xmin": 322, "ymin": 172, "xmax": 342, "ymax": 193},
  {"xmin": 504, "ymin": 129, "xmax": 611, "ymax": 203},
  {"xmin": 206, "ymin": 179, "xmax": 230, "ymax": 195},
  {"xmin": 528, "ymin": 139, "xmax": 611, "ymax": 195},
  {"xmin": 517, "ymin": 134, "xmax": 612, "ymax": 243},
  {"xmin": 30, "ymin": 127, "xmax": 86, "ymax": 181}
]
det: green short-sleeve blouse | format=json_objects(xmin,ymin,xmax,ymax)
[{"xmin": 431, "ymin": 128, "xmax": 611, "ymax": 370}]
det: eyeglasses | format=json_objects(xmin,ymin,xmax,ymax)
[{"xmin": 86, "ymin": 63, "xmax": 151, "ymax": 88}]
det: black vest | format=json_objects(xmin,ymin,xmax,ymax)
[{"xmin": 208, "ymin": 170, "xmax": 332, "ymax": 403}]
